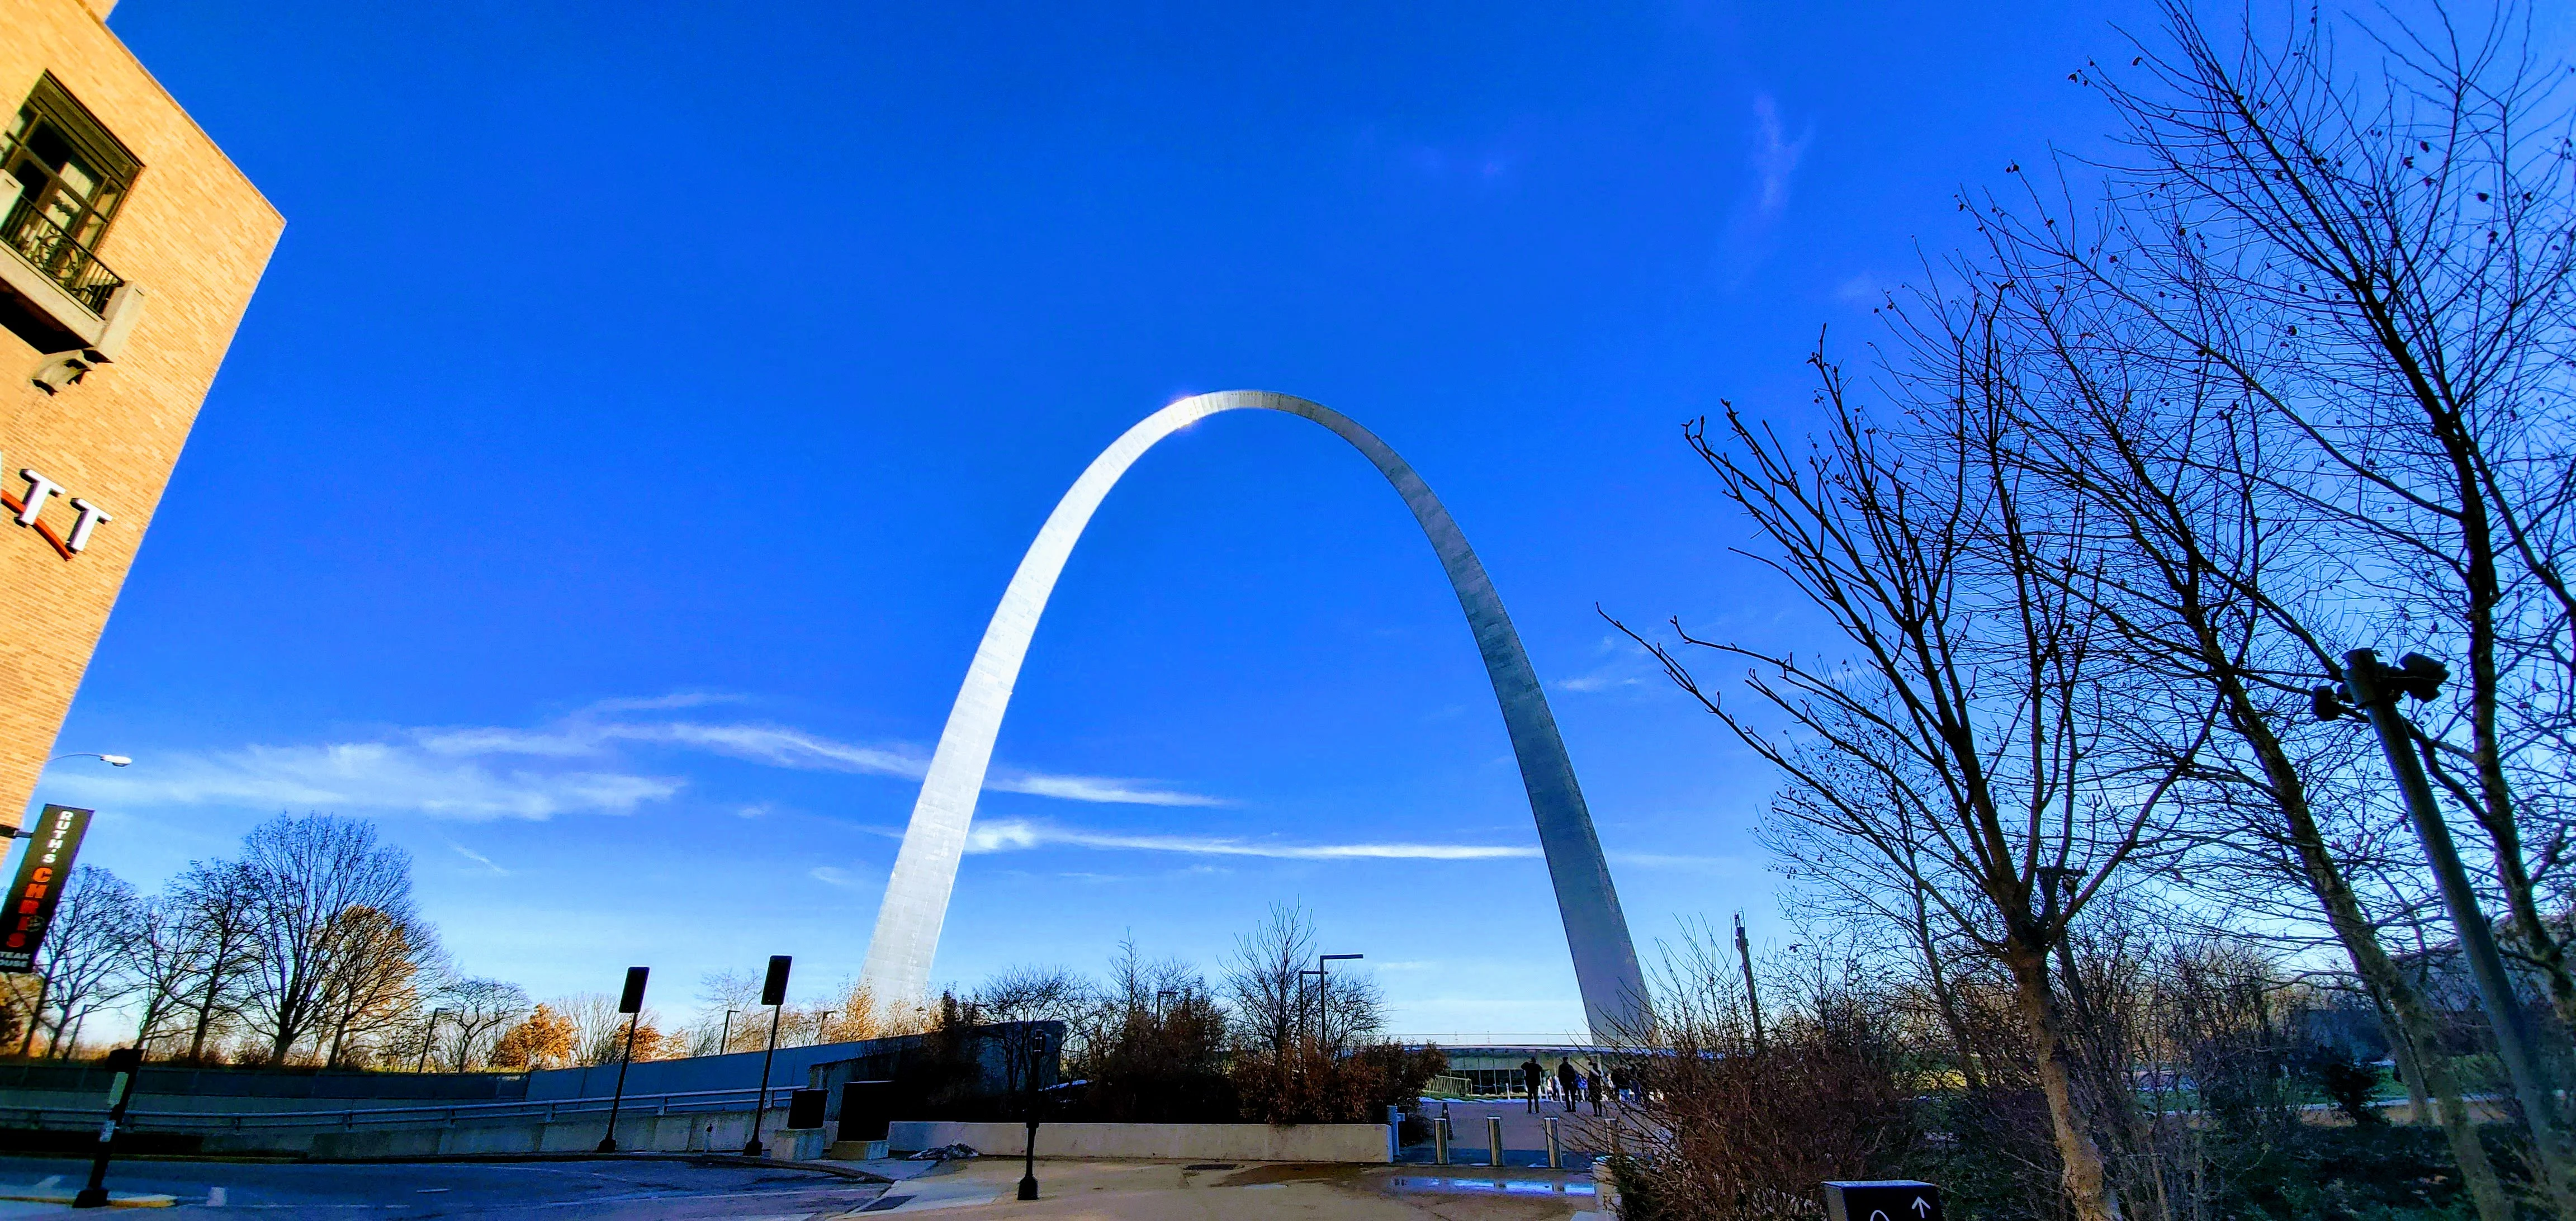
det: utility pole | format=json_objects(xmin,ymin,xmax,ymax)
[
  {"xmin": 1732, "ymin": 914, "xmax": 1765, "ymax": 1052},
  {"xmin": 414, "ymin": 1009, "xmax": 448, "ymax": 1074},
  {"xmin": 1298, "ymin": 969, "xmax": 1323, "ymax": 1048},
  {"xmin": 2326, "ymin": 649, "xmax": 2575, "ymax": 1194}
]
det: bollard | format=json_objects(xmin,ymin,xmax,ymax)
[
  {"xmin": 1546, "ymin": 1116, "xmax": 1562, "ymax": 1169},
  {"xmin": 1434, "ymin": 1114, "xmax": 1451, "ymax": 1165},
  {"xmin": 1486, "ymin": 1114, "xmax": 1504, "ymax": 1168}
]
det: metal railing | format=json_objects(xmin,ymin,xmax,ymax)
[
  {"xmin": 0, "ymin": 1084, "xmax": 800, "ymax": 1135},
  {"xmin": 1, "ymin": 195, "xmax": 124, "ymax": 316}
]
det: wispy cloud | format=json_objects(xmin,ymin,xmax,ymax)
[
  {"xmin": 988, "ymin": 772, "xmax": 1224, "ymax": 807},
  {"xmin": 1832, "ymin": 272, "xmax": 1890, "ymax": 307},
  {"xmin": 964, "ymin": 818, "xmax": 1539, "ymax": 862},
  {"xmin": 445, "ymin": 839, "xmax": 509, "ymax": 875},
  {"xmin": 1608, "ymin": 851, "xmax": 1747, "ymax": 872},
  {"xmin": 50, "ymin": 742, "xmax": 683, "ymax": 822},
  {"xmin": 1717, "ymin": 93, "xmax": 1816, "ymax": 285},
  {"xmin": 809, "ymin": 865, "xmax": 861, "ymax": 888},
  {"xmin": 1749, "ymin": 94, "xmax": 1811, "ymax": 220},
  {"xmin": 1555, "ymin": 634, "xmax": 1656, "ymax": 695},
  {"xmin": 50, "ymin": 698, "xmax": 1223, "ymax": 820}
]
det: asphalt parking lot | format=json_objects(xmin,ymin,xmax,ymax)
[{"xmin": 0, "ymin": 1155, "xmax": 891, "ymax": 1218}]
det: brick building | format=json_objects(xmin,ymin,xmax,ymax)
[{"xmin": 0, "ymin": 0, "xmax": 281, "ymax": 830}]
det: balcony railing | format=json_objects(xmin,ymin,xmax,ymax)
[{"xmin": 1, "ymin": 195, "xmax": 123, "ymax": 316}]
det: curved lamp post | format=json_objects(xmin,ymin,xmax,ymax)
[
  {"xmin": 8, "ymin": 754, "xmax": 131, "ymax": 840},
  {"xmin": 49, "ymin": 754, "xmax": 130, "ymax": 767}
]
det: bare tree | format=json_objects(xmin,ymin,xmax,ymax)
[
  {"xmin": 1616, "ymin": 332, "xmax": 2204, "ymax": 1221},
  {"xmin": 168, "ymin": 859, "xmax": 259, "ymax": 1063},
  {"xmin": 121, "ymin": 896, "xmax": 204, "ymax": 1056},
  {"xmin": 974, "ymin": 964, "xmax": 1091, "ymax": 1026},
  {"xmin": 235, "ymin": 813, "xmax": 418, "ymax": 1062},
  {"xmin": 2042, "ymin": 0, "xmax": 2576, "ymax": 1034},
  {"xmin": 436, "ymin": 977, "xmax": 529, "ymax": 1071},
  {"xmin": 690, "ymin": 969, "xmax": 760, "ymax": 1055},
  {"xmin": 1973, "ymin": 263, "xmax": 2518, "ymax": 1218},
  {"xmin": 562, "ymin": 991, "xmax": 667, "ymax": 1065},
  {"xmin": 1224, "ymin": 901, "xmax": 1315, "ymax": 1056},
  {"xmin": 1977, "ymin": 4, "xmax": 2576, "ymax": 1207},
  {"xmin": 975, "ymin": 964, "xmax": 1090, "ymax": 1112},
  {"xmin": 26, "ymin": 866, "xmax": 138, "ymax": 1057}
]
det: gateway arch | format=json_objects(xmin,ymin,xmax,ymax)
[{"xmin": 860, "ymin": 390, "xmax": 1648, "ymax": 1040}]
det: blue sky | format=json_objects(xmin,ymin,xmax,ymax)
[{"xmin": 36, "ymin": 0, "xmax": 2166, "ymax": 1035}]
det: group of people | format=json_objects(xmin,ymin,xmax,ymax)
[{"xmin": 1516, "ymin": 1056, "xmax": 1613, "ymax": 1115}]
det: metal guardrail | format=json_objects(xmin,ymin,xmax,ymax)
[
  {"xmin": 1389, "ymin": 1034, "xmax": 1607, "ymax": 1047},
  {"xmin": 0, "ymin": 196, "xmax": 124, "ymax": 315},
  {"xmin": 0, "ymin": 1085, "xmax": 800, "ymax": 1135}
]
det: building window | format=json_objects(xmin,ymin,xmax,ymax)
[{"xmin": 0, "ymin": 76, "xmax": 139, "ymax": 315}]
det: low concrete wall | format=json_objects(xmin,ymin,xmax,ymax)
[
  {"xmin": 1, "ymin": 1090, "xmax": 457, "ymax": 1116},
  {"xmin": 266, "ymin": 1108, "xmax": 831, "ymax": 1162},
  {"xmin": 887, "ymin": 1120, "xmax": 1393, "ymax": 1164},
  {"xmin": 103, "ymin": 1106, "xmax": 829, "ymax": 1162}
]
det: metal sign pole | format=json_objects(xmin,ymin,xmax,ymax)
[
  {"xmin": 71, "ymin": 1047, "xmax": 141, "ymax": 1209},
  {"xmin": 744, "ymin": 955, "xmax": 790, "ymax": 1157},
  {"xmin": 596, "ymin": 967, "xmax": 647, "ymax": 1153}
]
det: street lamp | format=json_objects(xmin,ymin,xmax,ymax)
[
  {"xmin": 1317, "ymin": 954, "xmax": 1362, "ymax": 1050},
  {"xmin": 816, "ymin": 1010, "xmax": 836, "ymax": 1045},
  {"xmin": 7, "ymin": 755, "xmax": 130, "ymax": 840},
  {"xmin": 2318, "ymin": 650, "xmax": 2570, "ymax": 1172},
  {"xmin": 1299, "ymin": 969, "xmax": 1324, "ymax": 1045},
  {"xmin": 719, "ymin": 1009, "xmax": 740, "ymax": 1053}
]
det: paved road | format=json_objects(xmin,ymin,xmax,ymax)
[{"xmin": 0, "ymin": 1156, "xmax": 889, "ymax": 1218}]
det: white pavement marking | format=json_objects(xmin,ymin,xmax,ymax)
[
  {"xmin": 31, "ymin": 1179, "xmax": 57, "ymax": 1191},
  {"xmin": 847, "ymin": 1182, "xmax": 1006, "ymax": 1214},
  {"xmin": 206, "ymin": 1186, "xmax": 226, "ymax": 1207}
]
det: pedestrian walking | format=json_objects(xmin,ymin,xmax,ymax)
[
  {"xmin": 1584, "ymin": 1069, "xmax": 1603, "ymax": 1116},
  {"xmin": 1519, "ymin": 1057, "xmax": 1545, "ymax": 1114},
  {"xmin": 1555, "ymin": 1061, "xmax": 1579, "ymax": 1111}
]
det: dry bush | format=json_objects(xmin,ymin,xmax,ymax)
[
  {"xmin": 1227, "ymin": 1041, "xmax": 1446, "ymax": 1126},
  {"xmin": 1607, "ymin": 939, "xmax": 1921, "ymax": 1221}
]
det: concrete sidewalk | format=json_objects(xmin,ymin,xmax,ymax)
[
  {"xmin": 844, "ymin": 1158, "xmax": 1600, "ymax": 1218},
  {"xmin": 1407, "ymin": 1099, "xmax": 1632, "ymax": 1166}
]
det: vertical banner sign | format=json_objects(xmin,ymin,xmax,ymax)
[{"xmin": 0, "ymin": 805, "xmax": 93, "ymax": 973}]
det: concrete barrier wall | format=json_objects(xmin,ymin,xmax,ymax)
[
  {"xmin": 0, "ymin": 1090, "xmax": 457, "ymax": 1115},
  {"xmin": 887, "ymin": 1120, "xmax": 1393, "ymax": 1164},
  {"xmin": 259, "ymin": 1108, "xmax": 831, "ymax": 1162},
  {"xmin": 115, "ymin": 1106, "xmax": 830, "ymax": 1162}
]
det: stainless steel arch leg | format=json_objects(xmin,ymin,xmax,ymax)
[{"xmin": 858, "ymin": 390, "xmax": 1648, "ymax": 1041}]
